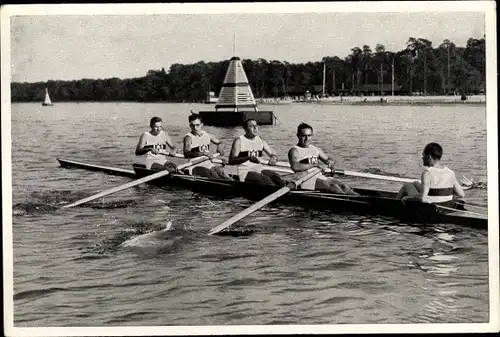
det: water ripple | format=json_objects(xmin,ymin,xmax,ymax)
[{"xmin": 10, "ymin": 102, "xmax": 490, "ymax": 326}]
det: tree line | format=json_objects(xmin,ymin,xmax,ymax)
[{"xmin": 11, "ymin": 36, "xmax": 485, "ymax": 103}]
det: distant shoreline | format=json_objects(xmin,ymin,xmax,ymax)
[
  {"xmin": 258, "ymin": 95, "xmax": 486, "ymax": 106},
  {"xmin": 12, "ymin": 94, "xmax": 487, "ymax": 106}
]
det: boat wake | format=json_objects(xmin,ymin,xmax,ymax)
[
  {"xmin": 12, "ymin": 202, "xmax": 58, "ymax": 216},
  {"xmin": 119, "ymin": 221, "xmax": 175, "ymax": 249},
  {"xmin": 84, "ymin": 220, "xmax": 196, "ymax": 257},
  {"xmin": 12, "ymin": 190, "xmax": 78, "ymax": 215},
  {"xmin": 13, "ymin": 190, "xmax": 139, "ymax": 215}
]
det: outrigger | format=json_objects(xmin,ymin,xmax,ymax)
[{"xmin": 57, "ymin": 157, "xmax": 488, "ymax": 232}]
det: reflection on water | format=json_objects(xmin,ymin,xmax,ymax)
[{"xmin": 9, "ymin": 102, "xmax": 489, "ymax": 326}]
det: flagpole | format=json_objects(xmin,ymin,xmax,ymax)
[
  {"xmin": 391, "ymin": 58, "xmax": 395, "ymax": 96},
  {"xmin": 233, "ymin": 32, "xmax": 236, "ymax": 56},
  {"xmin": 332, "ymin": 70, "xmax": 336, "ymax": 96},
  {"xmin": 447, "ymin": 44, "xmax": 450, "ymax": 95},
  {"xmin": 380, "ymin": 64, "xmax": 383, "ymax": 96},
  {"xmin": 322, "ymin": 62, "xmax": 326, "ymax": 98}
]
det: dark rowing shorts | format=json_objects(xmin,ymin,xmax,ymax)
[
  {"xmin": 150, "ymin": 161, "xmax": 177, "ymax": 172},
  {"xmin": 244, "ymin": 170, "xmax": 286, "ymax": 187}
]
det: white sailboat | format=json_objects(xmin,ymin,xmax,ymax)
[{"xmin": 42, "ymin": 88, "xmax": 53, "ymax": 106}]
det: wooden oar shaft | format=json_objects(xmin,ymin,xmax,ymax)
[
  {"xmin": 62, "ymin": 155, "xmax": 212, "ymax": 209},
  {"xmin": 436, "ymin": 205, "xmax": 486, "ymax": 217},
  {"xmin": 171, "ymin": 153, "xmax": 484, "ymax": 187},
  {"xmin": 333, "ymin": 169, "xmax": 417, "ymax": 183},
  {"xmin": 208, "ymin": 168, "xmax": 321, "ymax": 236},
  {"xmin": 175, "ymin": 154, "xmax": 418, "ymax": 183},
  {"xmin": 462, "ymin": 202, "xmax": 488, "ymax": 209},
  {"xmin": 170, "ymin": 153, "xmax": 289, "ymax": 168}
]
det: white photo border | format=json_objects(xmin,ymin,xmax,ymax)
[{"xmin": 2, "ymin": 1, "xmax": 498, "ymax": 335}]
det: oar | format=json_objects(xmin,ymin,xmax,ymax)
[
  {"xmin": 461, "ymin": 201, "xmax": 488, "ymax": 209},
  {"xmin": 168, "ymin": 153, "xmax": 294, "ymax": 174},
  {"xmin": 169, "ymin": 153, "xmax": 286, "ymax": 168},
  {"xmin": 174, "ymin": 153, "xmax": 478, "ymax": 187},
  {"xmin": 62, "ymin": 155, "xmax": 213, "ymax": 209},
  {"xmin": 243, "ymin": 158, "xmax": 419, "ymax": 183},
  {"xmin": 208, "ymin": 167, "xmax": 322, "ymax": 235},
  {"xmin": 169, "ymin": 153, "xmax": 418, "ymax": 182},
  {"xmin": 331, "ymin": 169, "xmax": 417, "ymax": 183},
  {"xmin": 435, "ymin": 205, "xmax": 487, "ymax": 218}
]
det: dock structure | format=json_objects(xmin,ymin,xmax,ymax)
[{"xmin": 199, "ymin": 56, "xmax": 275, "ymax": 127}]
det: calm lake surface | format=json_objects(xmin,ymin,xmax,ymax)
[{"xmin": 8, "ymin": 102, "xmax": 490, "ymax": 327}]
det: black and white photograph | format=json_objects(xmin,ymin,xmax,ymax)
[{"xmin": 2, "ymin": 2, "xmax": 498, "ymax": 335}]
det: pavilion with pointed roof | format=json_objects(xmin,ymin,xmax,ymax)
[{"xmin": 199, "ymin": 56, "xmax": 275, "ymax": 127}]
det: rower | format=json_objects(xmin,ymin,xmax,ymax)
[
  {"xmin": 396, "ymin": 142, "xmax": 466, "ymax": 204},
  {"xmin": 228, "ymin": 119, "xmax": 286, "ymax": 186},
  {"xmin": 135, "ymin": 116, "xmax": 178, "ymax": 169},
  {"xmin": 288, "ymin": 122, "xmax": 358, "ymax": 195},
  {"xmin": 183, "ymin": 114, "xmax": 232, "ymax": 180}
]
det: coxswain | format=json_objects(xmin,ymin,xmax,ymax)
[
  {"xmin": 288, "ymin": 122, "xmax": 358, "ymax": 195},
  {"xmin": 228, "ymin": 119, "xmax": 286, "ymax": 186},
  {"xmin": 135, "ymin": 116, "xmax": 178, "ymax": 170},
  {"xmin": 183, "ymin": 114, "xmax": 232, "ymax": 180},
  {"xmin": 396, "ymin": 142, "xmax": 467, "ymax": 204}
]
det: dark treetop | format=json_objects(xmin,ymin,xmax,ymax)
[{"xmin": 12, "ymin": 37, "xmax": 485, "ymax": 103}]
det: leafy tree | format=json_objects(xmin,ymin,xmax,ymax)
[{"xmin": 11, "ymin": 36, "xmax": 486, "ymax": 102}]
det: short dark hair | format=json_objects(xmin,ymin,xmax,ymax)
[
  {"xmin": 150, "ymin": 116, "xmax": 162, "ymax": 127},
  {"xmin": 188, "ymin": 114, "xmax": 202, "ymax": 123},
  {"xmin": 297, "ymin": 122, "xmax": 313, "ymax": 135},
  {"xmin": 423, "ymin": 142, "xmax": 443, "ymax": 160},
  {"xmin": 243, "ymin": 118, "xmax": 257, "ymax": 128}
]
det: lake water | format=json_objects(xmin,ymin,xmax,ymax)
[{"xmin": 6, "ymin": 102, "xmax": 493, "ymax": 331}]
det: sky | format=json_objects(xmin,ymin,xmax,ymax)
[{"xmin": 5, "ymin": 2, "xmax": 488, "ymax": 83}]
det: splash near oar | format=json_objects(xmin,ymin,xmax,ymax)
[
  {"xmin": 208, "ymin": 168, "xmax": 322, "ymax": 236},
  {"xmin": 62, "ymin": 155, "xmax": 212, "ymax": 209}
]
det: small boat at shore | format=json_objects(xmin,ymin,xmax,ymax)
[{"xmin": 57, "ymin": 158, "xmax": 488, "ymax": 230}]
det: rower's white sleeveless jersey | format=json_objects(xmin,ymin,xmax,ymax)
[
  {"xmin": 289, "ymin": 145, "xmax": 324, "ymax": 190},
  {"xmin": 425, "ymin": 166, "xmax": 455, "ymax": 203},
  {"xmin": 184, "ymin": 130, "xmax": 215, "ymax": 173},
  {"xmin": 237, "ymin": 135, "xmax": 264, "ymax": 181},
  {"xmin": 136, "ymin": 130, "xmax": 169, "ymax": 168},
  {"xmin": 291, "ymin": 145, "xmax": 320, "ymax": 164},
  {"xmin": 185, "ymin": 130, "xmax": 211, "ymax": 153}
]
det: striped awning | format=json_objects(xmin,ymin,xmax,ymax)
[{"xmin": 215, "ymin": 57, "xmax": 258, "ymax": 111}]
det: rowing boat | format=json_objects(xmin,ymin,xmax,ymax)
[{"xmin": 57, "ymin": 158, "xmax": 488, "ymax": 230}]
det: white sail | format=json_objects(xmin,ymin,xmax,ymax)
[{"xmin": 43, "ymin": 88, "xmax": 53, "ymax": 105}]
